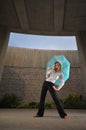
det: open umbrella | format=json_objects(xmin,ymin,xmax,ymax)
[{"xmin": 46, "ymin": 55, "xmax": 70, "ymax": 86}]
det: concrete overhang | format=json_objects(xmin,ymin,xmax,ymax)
[{"xmin": 0, "ymin": 0, "xmax": 86, "ymax": 36}]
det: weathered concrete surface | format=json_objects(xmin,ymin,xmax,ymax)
[
  {"xmin": 0, "ymin": 0, "xmax": 86, "ymax": 35},
  {"xmin": 0, "ymin": 47, "xmax": 82, "ymax": 103},
  {"xmin": 0, "ymin": 27, "xmax": 10, "ymax": 81},
  {"xmin": 0, "ymin": 109, "xmax": 86, "ymax": 130}
]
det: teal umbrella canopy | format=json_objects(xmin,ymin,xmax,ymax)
[{"xmin": 46, "ymin": 55, "xmax": 70, "ymax": 86}]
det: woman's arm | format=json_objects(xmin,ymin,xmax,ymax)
[
  {"xmin": 46, "ymin": 67, "xmax": 52, "ymax": 79},
  {"xmin": 53, "ymin": 73, "xmax": 65, "ymax": 91},
  {"xmin": 57, "ymin": 74, "xmax": 65, "ymax": 90},
  {"xmin": 52, "ymin": 86, "xmax": 59, "ymax": 91}
]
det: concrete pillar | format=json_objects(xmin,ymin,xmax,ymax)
[
  {"xmin": 76, "ymin": 32, "xmax": 86, "ymax": 95},
  {"xmin": 0, "ymin": 26, "xmax": 10, "ymax": 81}
]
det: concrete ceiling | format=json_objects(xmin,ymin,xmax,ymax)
[{"xmin": 0, "ymin": 0, "xmax": 86, "ymax": 36}]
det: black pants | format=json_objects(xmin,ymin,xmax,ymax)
[{"xmin": 37, "ymin": 81, "xmax": 67, "ymax": 118}]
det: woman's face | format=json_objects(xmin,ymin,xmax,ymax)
[{"xmin": 54, "ymin": 62, "xmax": 61, "ymax": 71}]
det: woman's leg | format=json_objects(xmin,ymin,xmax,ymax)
[
  {"xmin": 37, "ymin": 81, "xmax": 48, "ymax": 116},
  {"xmin": 48, "ymin": 85, "xmax": 67, "ymax": 118}
]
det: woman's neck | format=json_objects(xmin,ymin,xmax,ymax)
[{"xmin": 54, "ymin": 68, "xmax": 60, "ymax": 72}]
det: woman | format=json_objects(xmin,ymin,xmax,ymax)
[{"xmin": 34, "ymin": 61, "xmax": 70, "ymax": 119}]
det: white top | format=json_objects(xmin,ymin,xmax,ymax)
[{"xmin": 46, "ymin": 68, "xmax": 65, "ymax": 90}]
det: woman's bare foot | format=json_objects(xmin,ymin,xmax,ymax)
[
  {"xmin": 64, "ymin": 116, "xmax": 70, "ymax": 120},
  {"xmin": 33, "ymin": 114, "xmax": 43, "ymax": 118}
]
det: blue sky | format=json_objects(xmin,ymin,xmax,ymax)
[{"xmin": 8, "ymin": 32, "xmax": 77, "ymax": 50}]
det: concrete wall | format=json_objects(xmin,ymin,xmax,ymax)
[{"xmin": 0, "ymin": 46, "xmax": 83, "ymax": 103}]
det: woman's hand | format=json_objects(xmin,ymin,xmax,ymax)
[
  {"xmin": 52, "ymin": 86, "xmax": 59, "ymax": 91},
  {"xmin": 47, "ymin": 67, "xmax": 52, "ymax": 71}
]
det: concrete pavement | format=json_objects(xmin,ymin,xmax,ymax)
[{"xmin": 0, "ymin": 109, "xmax": 86, "ymax": 130}]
